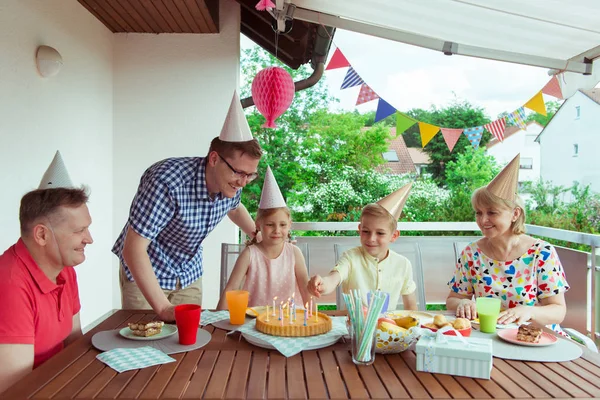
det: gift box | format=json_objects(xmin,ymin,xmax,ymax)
[{"xmin": 416, "ymin": 334, "xmax": 493, "ymax": 379}]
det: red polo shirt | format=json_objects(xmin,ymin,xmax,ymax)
[{"xmin": 0, "ymin": 239, "xmax": 81, "ymax": 368}]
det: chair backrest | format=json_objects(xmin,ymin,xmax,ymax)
[
  {"xmin": 334, "ymin": 241, "xmax": 427, "ymax": 311},
  {"xmin": 453, "ymin": 240, "xmax": 476, "ymax": 263},
  {"xmin": 219, "ymin": 242, "xmax": 310, "ymax": 295}
]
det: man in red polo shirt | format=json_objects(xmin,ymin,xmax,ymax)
[{"xmin": 0, "ymin": 152, "xmax": 93, "ymax": 394}]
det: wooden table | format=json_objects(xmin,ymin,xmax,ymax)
[{"xmin": 3, "ymin": 310, "xmax": 600, "ymax": 399}]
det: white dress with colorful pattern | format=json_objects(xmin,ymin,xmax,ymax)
[{"xmin": 448, "ymin": 239, "xmax": 569, "ymax": 334}]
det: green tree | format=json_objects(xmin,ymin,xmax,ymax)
[{"xmin": 402, "ymin": 100, "xmax": 491, "ymax": 183}]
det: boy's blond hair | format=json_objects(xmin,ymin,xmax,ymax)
[
  {"xmin": 247, "ymin": 206, "xmax": 292, "ymax": 246},
  {"xmin": 471, "ymin": 187, "xmax": 526, "ymax": 235},
  {"xmin": 360, "ymin": 203, "xmax": 398, "ymax": 232}
]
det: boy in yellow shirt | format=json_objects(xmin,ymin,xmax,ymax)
[{"xmin": 308, "ymin": 183, "xmax": 418, "ymax": 311}]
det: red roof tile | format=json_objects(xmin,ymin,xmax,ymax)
[{"xmin": 376, "ymin": 128, "xmax": 417, "ymax": 175}]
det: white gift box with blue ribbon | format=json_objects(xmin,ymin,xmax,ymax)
[{"xmin": 415, "ymin": 329, "xmax": 493, "ymax": 379}]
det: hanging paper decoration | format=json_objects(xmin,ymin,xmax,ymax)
[
  {"xmin": 326, "ymin": 48, "xmax": 351, "ymax": 71},
  {"xmin": 396, "ymin": 112, "xmax": 417, "ymax": 135},
  {"xmin": 374, "ymin": 99, "xmax": 397, "ymax": 123},
  {"xmin": 542, "ymin": 76, "xmax": 563, "ymax": 99},
  {"xmin": 484, "ymin": 118, "xmax": 506, "ymax": 142},
  {"xmin": 440, "ymin": 128, "xmax": 464, "ymax": 152},
  {"xmin": 418, "ymin": 122, "xmax": 440, "ymax": 148},
  {"xmin": 341, "ymin": 67, "xmax": 364, "ymax": 89},
  {"xmin": 524, "ymin": 91, "xmax": 547, "ymax": 116},
  {"xmin": 356, "ymin": 84, "xmax": 379, "ymax": 105},
  {"xmin": 251, "ymin": 66, "xmax": 295, "ymax": 128},
  {"xmin": 463, "ymin": 126, "xmax": 484, "ymax": 149},
  {"xmin": 255, "ymin": 0, "xmax": 276, "ymax": 10},
  {"xmin": 506, "ymin": 107, "xmax": 527, "ymax": 129}
]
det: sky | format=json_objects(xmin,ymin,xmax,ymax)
[{"xmin": 242, "ymin": 29, "xmax": 563, "ymax": 121}]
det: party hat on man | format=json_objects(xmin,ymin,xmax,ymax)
[
  {"xmin": 258, "ymin": 166, "xmax": 286, "ymax": 209},
  {"xmin": 39, "ymin": 150, "xmax": 73, "ymax": 189},
  {"xmin": 377, "ymin": 182, "xmax": 413, "ymax": 220},
  {"xmin": 219, "ymin": 91, "xmax": 254, "ymax": 142},
  {"xmin": 487, "ymin": 154, "xmax": 520, "ymax": 202}
]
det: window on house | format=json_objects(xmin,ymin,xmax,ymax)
[
  {"xmin": 382, "ymin": 151, "xmax": 399, "ymax": 162},
  {"xmin": 573, "ymin": 144, "xmax": 579, "ymax": 157},
  {"xmin": 520, "ymin": 158, "xmax": 533, "ymax": 169},
  {"xmin": 575, "ymin": 106, "xmax": 581, "ymax": 120}
]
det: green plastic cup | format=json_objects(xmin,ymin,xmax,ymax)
[{"xmin": 476, "ymin": 297, "xmax": 501, "ymax": 333}]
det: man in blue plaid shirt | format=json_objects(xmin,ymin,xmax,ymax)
[{"xmin": 112, "ymin": 92, "xmax": 262, "ymax": 321}]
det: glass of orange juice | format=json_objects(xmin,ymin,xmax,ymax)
[{"xmin": 226, "ymin": 290, "xmax": 249, "ymax": 325}]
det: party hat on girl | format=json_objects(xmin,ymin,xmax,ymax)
[{"xmin": 259, "ymin": 166, "xmax": 286, "ymax": 209}]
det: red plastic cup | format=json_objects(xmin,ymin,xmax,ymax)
[{"xmin": 175, "ymin": 304, "xmax": 201, "ymax": 345}]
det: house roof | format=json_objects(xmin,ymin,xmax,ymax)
[
  {"xmin": 407, "ymin": 148, "xmax": 431, "ymax": 165},
  {"xmin": 376, "ymin": 128, "xmax": 417, "ymax": 175},
  {"xmin": 486, "ymin": 121, "xmax": 544, "ymax": 149},
  {"xmin": 581, "ymin": 88, "xmax": 600, "ymax": 105},
  {"xmin": 77, "ymin": 0, "xmax": 331, "ymax": 70}
]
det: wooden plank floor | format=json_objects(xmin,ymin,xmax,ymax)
[{"xmin": 3, "ymin": 310, "xmax": 600, "ymax": 399}]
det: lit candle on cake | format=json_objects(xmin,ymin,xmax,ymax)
[
  {"xmin": 279, "ymin": 301, "xmax": 283, "ymax": 320},
  {"xmin": 289, "ymin": 303, "xmax": 293, "ymax": 324},
  {"xmin": 314, "ymin": 301, "xmax": 318, "ymax": 322},
  {"xmin": 309, "ymin": 297, "xmax": 313, "ymax": 317},
  {"xmin": 293, "ymin": 303, "xmax": 297, "ymax": 322},
  {"xmin": 286, "ymin": 297, "xmax": 291, "ymax": 318},
  {"xmin": 304, "ymin": 303, "xmax": 308, "ymax": 326},
  {"xmin": 272, "ymin": 297, "xmax": 277, "ymax": 317}
]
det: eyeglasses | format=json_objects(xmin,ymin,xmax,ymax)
[{"xmin": 218, "ymin": 154, "xmax": 258, "ymax": 182}]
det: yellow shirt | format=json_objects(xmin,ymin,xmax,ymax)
[{"xmin": 333, "ymin": 246, "xmax": 416, "ymax": 309}]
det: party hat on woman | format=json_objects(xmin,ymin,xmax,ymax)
[{"xmin": 487, "ymin": 154, "xmax": 520, "ymax": 202}]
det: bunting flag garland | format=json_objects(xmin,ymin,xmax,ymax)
[
  {"xmin": 541, "ymin": 76, "xmax": 563, "ymax": 99},
  {"xmin": 374, "ymin": 98, "xmax": 397, "ymax": 123},
  {"xmin": 396, "ymin": 112, "xmax": 417, "ymax": 135},
  {"xmin": 341, "ymin": 67, "xmax": 364, "ymax": 89},
  {"xmin": 484, "ymin": 118, "xmax": 506, "ymax": 142},
  {"xmin": 356, "ymin": 84, "xmax": 379, "ymax": 105},
  {"xmin": 325, "ymin": 48, "xmax": 351, "ymax": 71},
  {"xmin": 524, "ymin": 91, "xmax": 547, "ymax": 116},
  {"xmin": 418, "ymin": 122, "xmax": 440, "ymax": 148},
  {"xmin": 463, "ymin": 126, "xmax": 484, "ymax": 149},
  {"xmin": 506, "ymin": 107, "xmax": 527, "ymax": 129},
  {"xmin": 440, "ymin": 128, "xmax": 464, "ymax": 152}
]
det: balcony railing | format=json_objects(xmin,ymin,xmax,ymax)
[{"xmin": 291, "ymin": 221, "xmax": 600, "ymax": 345}]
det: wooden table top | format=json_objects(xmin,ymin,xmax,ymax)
[{"xmin": 3, "ymin": 309, "xmax": 600, "ymax": 399}]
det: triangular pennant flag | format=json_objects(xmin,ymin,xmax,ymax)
[
  {"xmin": 484, "ymin": 118, "xmax": 506, "ymax": 142},
  {"xmin": 440, "ymin": 128, "xmax": 463, "ymax": 152},
  {"xmin": 418, "ymin": 122, "xmax": 440, "ymax": 148},
  {"xmin": 374, "ymin": 99, "xmax": 397, "ymax": 123},
  {"xmin": 325, "ymin": 48, "xmax": 350, "ymax": 71},
  {"xmin": 356, "ymin": 84, "xmax": 379, "ymax": 105},
  {"xmin": 463, "ymin": 126, "xmax": 484, "ymax": 149},
  {"xmin": 524, "ymin": 91, "xmax": 547, "ymax": 116},
  {"xmin": 541, "ymin": 76, "xmax": 563, "ymax": 100},
  {"xmin": 395, "ymin": 112, "xmax": 417, "ymax": 135},
  {"xmin": 506, "ymin": 107, "xmax": 527, "ymax": 129},
  {"xmin": 340, "ymin": 67, "xmax": 364, "ymax": 89}
]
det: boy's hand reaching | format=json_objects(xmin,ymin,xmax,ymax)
[{"xmin": 307, "ymin": 275, "xmax": 324, "ymax": 297}]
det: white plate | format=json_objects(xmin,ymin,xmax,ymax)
[
  {"xmin": 386, "ymin": 310, "xmax": 434, "ymax": 319},
  {"xmin": 242, "ymin": 332, "xmax": 341, "ymax": 350},
  {"xmin": 471, "ymin": 318, "xmax": 519, "ymax": 330},
  {"xmin": 119, "ymin": 324, "xmax": 178, "ymax": 341},
  {"xmin": 246, "ymin": 306, "xmax": 268, "ymax": 317}
]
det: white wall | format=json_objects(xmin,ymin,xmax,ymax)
[
  {"xmin": 538, "ymin": 91, "xmax": 600, "ymax": 200},
  {"xmin": 112, "ymin": 0, "xmax": 242, "ymax": 311},
  {"xmin": 0, "ymin": 0, "xmax": 114, "ymax": 328}
]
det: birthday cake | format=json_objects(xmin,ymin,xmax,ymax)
[{"xmin": 255, "ymin": 310, "xmax": 332, "ymax": 337}]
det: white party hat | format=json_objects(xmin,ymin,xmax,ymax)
[
  {"xmin": 258, "ymin": 166, "xmax": 286, "ymax": 209},
  {"xmin": 219, "ymin": 91, "xmax": 253, "ymax": 142},
  {"xmin": 376, "ymin": 182, "xmax": 413, "ymax": 220},
  {"xmin": 39, "ymin": 150, "xmax": 74, "ymax": 189}
]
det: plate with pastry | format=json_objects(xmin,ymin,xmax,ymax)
[
  {"xmin": 246, "ymin": 306, "xmax": 268, "ymax": 317},
  {"xmin": 497, "ymin": 325, "xmax": 558, "ymax": 347},
  {"xmin": 119, "ymin": 321, "xmax": 178, "ymax": 341},
  {"xmin": 421, "ymin": 314, "xmax": 472, "ymax": 337},
  {"xmin": 386, "ymin": 310, "xmax": 434, "ymax": 320}
]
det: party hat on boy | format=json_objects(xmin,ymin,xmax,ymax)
[
  {"xmin": 377, "ymin": 182, "xmax": 413, "ymax": 220},
  {"xmin": 219, "ymin": 91, "xmax": 254, "ymax": 142},
  {"xmin": 487, "ymin": 154, "xmax": 520, "ymax": 202},
  {"xmin": 39, "ymin": 150, "xmax": 74, "ymax": 189},
  {"xmin": 259, "ymin": 166, "xmax": 286, "ymax": 209}
]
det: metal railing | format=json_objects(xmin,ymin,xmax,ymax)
[{"xmin": 291, "ymin": 221, "xmax": 600, "ymax": 343}]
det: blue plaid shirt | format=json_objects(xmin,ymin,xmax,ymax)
[{"xmin": 112, "ymin": 157, "xmax": 241, "ymax": 290}]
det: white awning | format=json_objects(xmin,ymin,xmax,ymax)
[{"xmin": 290, "ymin": 0, "xmax": 600, "ymax": 96}]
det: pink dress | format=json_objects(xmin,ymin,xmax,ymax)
[{"xmin": 242, "ymin": 242, "xmax": 304, "ymax": 307}]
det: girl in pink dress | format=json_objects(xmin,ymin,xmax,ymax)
[{"xmin": 217, "ymin": 167, "xmax": 310, "ymax": 309}]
